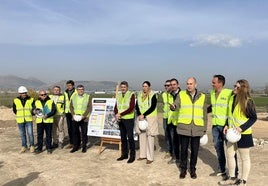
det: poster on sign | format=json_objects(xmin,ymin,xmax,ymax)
[{"xmin": 87, "ymin": 98, "xmax": 120, "ymax": 139}]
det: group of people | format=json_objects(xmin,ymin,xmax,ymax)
[
  {"xmin": 13, "ymin": 80, "xmax": 91, "ymax": 155},
  {"xmin": 13, "ymin": 75, "xmax": 257, "ymax": 185},
  {"xmin": 160, "ymin": 75, "xmax": 257, "ymax": 185}
]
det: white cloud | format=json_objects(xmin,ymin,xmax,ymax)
[{"xmin": 190, "ymin": 34, "xmax": 242, "ymax": 48}]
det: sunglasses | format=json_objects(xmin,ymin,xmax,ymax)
[
  {"xmin": 40, "ymin": 94, "xmax": 47, "ymax": 96},
  {"xmin": 233, "ymin": 85, "xmax": 240, "ymax": 89},
  {"xmin": 164, "ymin": 84, "xmax": 171, "ymax": 87}
]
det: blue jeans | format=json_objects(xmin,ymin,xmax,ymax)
[
  {"xmin": 167, "ymin": 123, "xmax": 180, "ymax": 159},
  {"xmin": 212, "ymin": 125, "xmax": 226, "ymax": 173},
  {"xmin": 18, "ymin": 122, "xmax": 34, "ymax": 147},
  {"xmin": 163, "ymin": 119, "xmax": 171, "ymax": 153}
]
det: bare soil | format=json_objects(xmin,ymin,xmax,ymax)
[{"xmin": 0, "ymin": 108, "xmax": 267, "ymax": 186}]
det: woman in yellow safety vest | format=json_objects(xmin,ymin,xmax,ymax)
[
  {"xmin": 136, "ymin": 81, "xmax": 158, "ymax": 164},
  {"xmin": 219, "ymin": 79, "xmax": 257, "ymax": 186}
]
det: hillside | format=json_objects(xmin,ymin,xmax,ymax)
[
  {"xmin": 0, "ymin": 75, "xmax": 117, "ymax": 92},
  {"xmin": 0, "ymin": 75, "xmax": 46, "ymax": 90}
]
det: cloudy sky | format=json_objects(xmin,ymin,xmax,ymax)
[{"xmin": 0, "ymin": 0, "xmax": 267, "ymax": 90}]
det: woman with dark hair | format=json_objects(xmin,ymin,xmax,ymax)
[
  {"xmin": 135, "ymin": 81, "xmax": 158, "ymax": 164},
  {"xmin": 219, "ymin": 79, "xmax": 257, "ymax": 186}
]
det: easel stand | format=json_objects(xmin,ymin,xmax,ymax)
[{"xmin": 98, "ymin": 137, "xmax": 121, "ymax": 155}]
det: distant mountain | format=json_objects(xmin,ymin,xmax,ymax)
[
  {"xmin": 0, "ymin": 75, "xmax": 46, "ymax": 90},
  {"xmin": 0, "ymin": 75, "xmax": 117, "ymax": 92}
]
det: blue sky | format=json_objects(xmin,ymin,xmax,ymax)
[{"xmin": 0, "ymin": 0, "xmax": 267, "ymax": 90}]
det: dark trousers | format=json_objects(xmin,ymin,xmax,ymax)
[
  {"xmin": 72, "ymin": 120, "xmax": 88, "ymax": 149},
  {"xmin": 118, "ymin": 119, "xmax": 135, "ymax": 157},
  {"xmin": 167, "ymin": 124, "xmax": 181, "ymax": 160},
  {"xmin": 37, "ymin": 122, "xmax": 52, "ymax": 150},
  {"xmin": 180, "ymin": 135, "xmax": 200, "ymax": 172},
  {"xmin": 66, "ymin": 113, "xmax": 73, "ymax": 145}
]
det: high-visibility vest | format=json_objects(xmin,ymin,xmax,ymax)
[
  {"xmin": 210, "ymin": 89, "xmax": 232, "ymax": 126},
  {"xmin": 167, "ymin": 92, "xmax": 179, "ymax": 125},
  {"xmin": 162, "ymin": 91, "xmax": 172, "ymax": 119},
  {"xmin": 49, "ymin": 94, "xmax": 65, "ymax": 115},
  {"xmin": 177, "ymin": 90, "xmax": 205, "ymax": 126},
  {"xmin": 228, "ymin": 95, "xmax": 252, "ymax": 134},
  {"xmin": 71, "ymin": 93, "xmax": 90, "ymax": 116},
  {"xmin": 64, "ymin": 90, "xmax": 77, "ymax": 113},
  {"xmin": 117, "ymin": 91, "xmax": 135, "ymax": 119},
  {"xmin": 137, "ymin": 91, "xmax": 157, "ymax": 117},
  {"xmin": 35, "ymin": 99, "xmax": 54, "ymax": 123},
  {"xmin": 13, "ymin": 97, "xmax": 34, "ymax": 123}
]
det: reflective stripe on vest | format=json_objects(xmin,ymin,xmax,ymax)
[
  {"xmin": 35, "ymin": 100, "xmax": 54, "ymax": 123},
  {"xmin": 177, "ymin": 91, "xmax": 205, "ymax": 126},
  {"xmin": 210, "ymin": 89, "xmax": 232, "ymax": 126},
  {"xmin": 117, "ymin": 91, "xmax": 135, "ymax": 119},
  {"xmin": 64, "ymin": 90, "xmax": 77, "ymax": 113},
  {"xmin": 137, "ymin": 91, "xmax": 157, "ymax": 116},
  {"xmin": 162, "ymin": 92, "xmax": 172, "ymax": 119},
  {"xmin": 49, "ymin": 94, "xmax": 65, "ymax": 115},
  {"xmin": 14, "ymin": 98, "xmax": 33, "ymax": 123},
  {"xmin": 228, "ymin": 96, "xmax": 252, "ymax": 134},
  {"xmin": 72, "ymin": 93, "xmax": 90, "ymax": 115}
]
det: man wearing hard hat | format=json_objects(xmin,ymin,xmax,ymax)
[{"xmin": 13, "ymin": 86, "xmax": 35, "ymax": 153}]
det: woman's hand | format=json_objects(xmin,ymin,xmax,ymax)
[
  {"xmin": 139, "ymin": 115, "xmax": 145, "ymax": 120},
  {"xmin": 223, "ymin": 125, "xmax": 228, "ymax": 135}
]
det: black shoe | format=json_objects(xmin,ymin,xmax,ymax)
[
  {"xmin": 127, "ymin": 156, "xmax": 135, "ymax": 163},
  {"xmin": 70, "ymin": 148, "xmax": 78, "ymax": 153},
  {"xmin": 82, "ymin": 147, "xmax": 87, "ymax": 153},
  {"xmin": 190, "ymin": 171, "xmax": 197, "ymax": 179},
  {"xmin": 221, "ymin": 173, "xmax": 229, "ymax": 181},
  {"xmin": 47, "ymin": 149, "xmax": 52, "ymax": 154},
  {"xmin": 179, "ymin": 171, "xmax": 187, "ymax": 179},
  {"xmin": 34, "ymin": 149, "xmax": 42, "ymax": 154},
  {"xmin": 233, "ymin": 179, "xmax": 246, "ymax": 185},
  {"xmin": 52, "ymin": 143, "xmax": 58, "ymax": 149},
  {"xmin": 117, "ymin": 155, "xmax": 128, "ymax": 161}
]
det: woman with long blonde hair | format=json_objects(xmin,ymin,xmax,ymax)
[{"xmin": 219, "ymin": 79, "xmax": 257, "ymax": 186}]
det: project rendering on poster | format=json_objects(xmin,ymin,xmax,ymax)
[{"xmin": 87, "ymin": 98, "xmax": 120, "ymax": 139}]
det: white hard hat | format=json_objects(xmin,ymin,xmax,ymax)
[
  {"xmin": 35, "ymin": 108, "xmax": 44, "ymax": 118},
  {"xmin": 73, "ymin": 115, "xmax": 83, "ymax": 122},
  {"xmin": 200, "ymin": 134, "xmax": 208, "ymax": 146},
  {"xmin": 226, "ymin": 128, "xmax": 241, "ymax": 143},
  {"xmin": 138, "ymin": 119, "xmax": 148, "ymax": 131},
  {"xmin": 18, "ymin": 86, "xmax": 28, "ymax": 93}
]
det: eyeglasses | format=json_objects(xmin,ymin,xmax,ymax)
[
  {"xmin": 233, "ymin": 85, "xmax": 240, "ymax": 89},
  {"xmin": 164, "ymin": 84, "xmax": 171, "ymax": 87},
  {"xmin": 40, "ymin": 94, "xmax": 47, "ymax": 96}
]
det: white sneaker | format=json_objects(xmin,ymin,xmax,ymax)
[
  {"xmin": 217, "ymin": 172, "xmax": 226, "ymax": 176},
  {"xmin": 20, "ymin": 147, "xmax": 27, "ymax": 153},
  {"xmin": 30, "ymin": 146, "xmax": 35, "ymax": 153}
]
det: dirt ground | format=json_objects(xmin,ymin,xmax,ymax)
[{"xmin": 0, "ymin": 108, "xmax": 267, "ymax": 186}]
